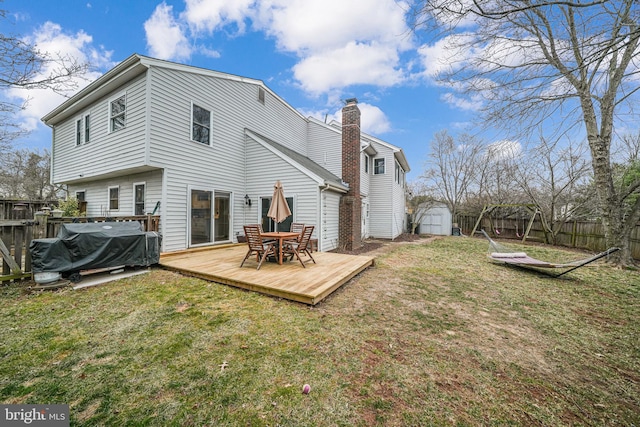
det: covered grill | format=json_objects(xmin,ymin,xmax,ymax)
[{"xmin": 30, "ymin": 222, "xmax": 161, "ymax": 281}]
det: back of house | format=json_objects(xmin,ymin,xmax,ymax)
[{"xmin": 42, "ymin": 54, "xmax": 410, "ymax": 253}]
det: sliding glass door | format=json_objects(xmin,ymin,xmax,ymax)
[
  {"xmin": 189, "ymin": 189, "xmax": 231, "ymax": 246},
  {"xmin": 190, "ymin": 189, "xmax": 212, "ymax": 245}
]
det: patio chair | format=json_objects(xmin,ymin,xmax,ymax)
[
  {"xmin": 285, "ymin": 222, "xmax": 305, "ymax": 244},
  {"xmin": 240, "ymin": 224, "xmax": 277, "ymax": 270},
  {"xmin": 283, "ymin": 225, "xmax": 316, "ymax": 268},
  {"xmin": 258, "ymin": 223, "xmax": 276, "ymax": 244}
]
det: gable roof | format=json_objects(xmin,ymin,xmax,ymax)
[
  {"xmin": 320, "ymin": 117, "xmax": 410, "ymax": 172},
  {"xmin": 245, "ymin": 129, "xmax": 348, "ymax": 193},
  {"xmin": 42, "ymin": 53, "xmax": 306, "ymax": 126}
]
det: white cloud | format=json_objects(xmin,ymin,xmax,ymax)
[
  {"xmin": 258, "ymin": 0, "xmax": 411, "ymax": 95},
  {"xmin": 302, "ymin": 102, "xmax": 391, "ymax": 136},
  {"xmin": 255, "ymin": 0, "xmax": 411, "ymax": 53},
  {"xmin": 359, "ymin": 103, "xmax": 392, "ymax": 135},
  {"xmin": 144, "ymin": 2, "xmax": 191, "ymax": 61},
  {"xmin": 166, "ymin": 0, "xmax": 412, "ymax": 96},
  {"xmin": 416, "ymin": 33, "xmax": 479, "ymax": 80},
  {"xmin": 292, "ymin": 42, "xmax": 404, "ymax": 95},
  {"xmin": 440, "ymin": 92, "xmax": 483, "ymax": 112},
  {"xmin": 486, "ymin": 139, "xmax": 522, "ymax": 161},
  {"xmin": 7, "ymin": 22, "xmax": 112, "ymax": 132},
  {"xmin": 181, "ymin": 0, "xmax": 255, "ymax": 34}
]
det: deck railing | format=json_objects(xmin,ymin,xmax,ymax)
[{"xmin": 0, "ymin": 214, "xmax": 160, "ymax": 283}]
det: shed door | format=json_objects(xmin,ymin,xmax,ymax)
[{"xmin": 424, "ymin": 214, "xmax": 444, "ymax": 235}]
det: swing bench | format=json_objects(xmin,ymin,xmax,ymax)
[{"xmin": 480, "ymin": 230, "xmax": 619, "ymax": 277}]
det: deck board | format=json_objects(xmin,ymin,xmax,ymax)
[{"xmin": 159, "ymin": 245, "xmax": 374, "ymax": 305}]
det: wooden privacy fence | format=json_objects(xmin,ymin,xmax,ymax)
[
  {"xmin": 456, "ymin": 214, "xmax": 640, "ymax": 260},
  {"xmin": 0, "ymin": 214, "xmax": 160, "ymax": 283}
]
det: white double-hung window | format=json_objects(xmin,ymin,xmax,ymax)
[
  {"xmin": 374, "ymin": 158, "xmax": 385, "ymax": 175},
  {"xmin": 109, "ymin": 93, "xmax": 126, "ymax": 132},
  {"xmin": 191, "ymin": 103, "xmax": 211, "ymax": 145}
]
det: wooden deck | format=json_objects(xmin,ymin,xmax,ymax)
[{"xmin": 159, "ymin": 244, "xmax": 375, "ymax": 305}]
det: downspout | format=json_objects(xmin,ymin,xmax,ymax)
[
  {"xmin": 243, "ymin": 132, "xmax": 248, "ymax": 229},
  {"xmin": 319, "ymin": 183, "xmax": 331, "ymax": 252},
  {"xmin": 48, "ymin": 125, "xmax": 55, "ymax": 193}
]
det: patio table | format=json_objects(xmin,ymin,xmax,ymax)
[{"xmin": 260, "ymin": 231, "xmax": 301, "ymax": 265}]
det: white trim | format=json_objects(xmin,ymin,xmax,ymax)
[
  {"xmin": 214, "ymin": 190, "xmax": 233, "ymax": 244},
  {"xmin": 133, "ymin": 181, "xmax": 146, "ymax": 216},
  {"xmin": 259, "ymin": 194, "xmax": 296, "ymax": 232},
  {"xmin": 107, "ymin": 90, "xmax": 127, "ymax": 134},
  {"xmin": 107, "ymin": 185, "xmax": 120, "ymax": 213},
  {"xmin": 374, "ymin": 158, "xmax": 385, "ymax": 175},
  {"xmin": 84, "ymin": 113, "xmax": 91, "ymax": 143},
  {"xmin": 190, "ymin": 101, "xmax": 213, "ymax": 146},
  {"xmin": 245, "ymin": 129, "xmax": 348, "ymax": 193},
  {"xmin": 75, "ymin": 116, "xmax": 83, "ymax": 146},
  {"xmin": 187, "ymin": 185, "xmax": 213, "ymax": 248},
  {"xmin": 313, "ymin": 116, "xmax": 409, "ymax": 172},
  {"xmin": 187, "ymin": 186, "xmax": 234, "ymax": 248}
]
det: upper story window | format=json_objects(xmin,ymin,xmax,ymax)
[
  {"xmin": 109, "ymin": 94, "xmax": 126, "ymax": 132},
  {"xmin": 75, "ymin": 114, "xmax": 91, "ymax": 145},
  {"xmin": 364, "ymin": 154, "xmax": 370, "ymax": 174},
  {"xmin": 374, "ymin": 158, "xmax": 385, "ymax": 175},
  {"xmin": 395, "ymin": 162, "xmax": 403, "ymax": 184},
  {"xmin": 84, "ymin": 114, "xmax": 91, "ymax": 143},
  {"xmin": 192, "ymin": 103, "xmax": 211, "ymax": 145},
  {"xmin": 76, "ymin": 118, "xmax": 82, "ymax": 146},
  {"xmin": 258, "ymin": 87, "xmax": 265, "ymax": 105}
]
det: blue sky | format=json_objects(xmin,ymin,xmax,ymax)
[{"xmin": 2, "ymin": 0, "xmax": 482, "ymax": 181}]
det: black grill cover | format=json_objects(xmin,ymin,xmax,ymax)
[{"xmin": 30, "ymin": 222, "xmax": 161, "ymax": 273}]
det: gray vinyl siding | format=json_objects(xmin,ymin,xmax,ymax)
[
  {"xmin": 51, "ymin": 74, "xmax": 148, "ymax": 184},
  {"xmin": 360, "ymin": 152, "xmax": 371, "ymax": 197},
  {"xmin": 147, "ymin": 67, "xmax": 308, "ymax": 168},
  {"xmin": 67, "ymin": 170, "xmax": 163, "ymax": 218},
  {"xmin": 307, "ymin": 120, "xmax": 342, "ymax": 178},
  {"xmin": 159, "ymin": 171, "xmax": 240, "ymax": 252},
  {"xmin": 145, "ymin": 66, "xmax": 312, "ymax": 251},
  {"xmin": 245, "ymin": 137, "xmax": 321, "ymax": 241},
  {"xmin": 391, "ymin": 163, "xmax": 407, "ymax": 238},
  {"xmin": 368, "ymin": 144, "xmax": 398, "ymax": 239},
  {"xmin": 47, "ymin": 56, "xmax": 409, "ymax": 252},
  {"xmin": 320, "ymin": 190, "xmax": 340, "ymax": 251}
]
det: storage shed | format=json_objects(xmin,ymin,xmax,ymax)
[{"xmin": 418, "ymin": 202, "xmax": 453, "ymax": 236}]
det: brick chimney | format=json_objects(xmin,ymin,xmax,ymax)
[{"xmin": 339, "ymin": 98, "xmax": 362, "ymax": 251}]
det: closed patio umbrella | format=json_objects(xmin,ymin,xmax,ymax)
[{"xmin": 267, "ymin": 180, "xmax": 291, "ymax": 224}]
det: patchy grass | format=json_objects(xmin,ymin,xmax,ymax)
[{"xmin": 1, "ymin": 237, "xmax": 638, "ymax": 426}]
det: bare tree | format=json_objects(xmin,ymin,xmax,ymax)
[
  {"xmin": 423, "ymin": 130, "xmax": 484, "ymax": 219},
  {"xmin": 0, "ymin": 6, "xmax": 88, "ymax": 150},
  {"xmin": 616, "ymin": 131, "xmax": 640, "ymax": 163},
  {"xmin": 477, "ymin": 139, "xmax": 525, "ymax": 205},
  {"xmin": 0, "ymin": 148, "xmax": 26, "ymax": 198},
  {"xmin": 406, "ymin": 179, "xmax": 437, "ymax": 234},
  {"xmin": 0, "ymin": 149, "xmax": 56, "ymax": 200},
  {"xmin": 514, "ymin": 135, "xmax": 593, "ymax": 244},
  {"xmin": 412, "ymin": 0, "xmax": 640, "ymax": 265}
]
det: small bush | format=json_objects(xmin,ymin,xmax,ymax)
[{"xmin": 58, "ymin": 197, "xmax": 81, "ymax": 217}]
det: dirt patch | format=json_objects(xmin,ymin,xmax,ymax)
[{"xmin": 333, "ymin": 233, "xmax": 438, "ymax": 256}]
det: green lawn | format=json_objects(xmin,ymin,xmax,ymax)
[{"xmin": 1, "ymin": 237, "xmax": 638, "ymax": 426}]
